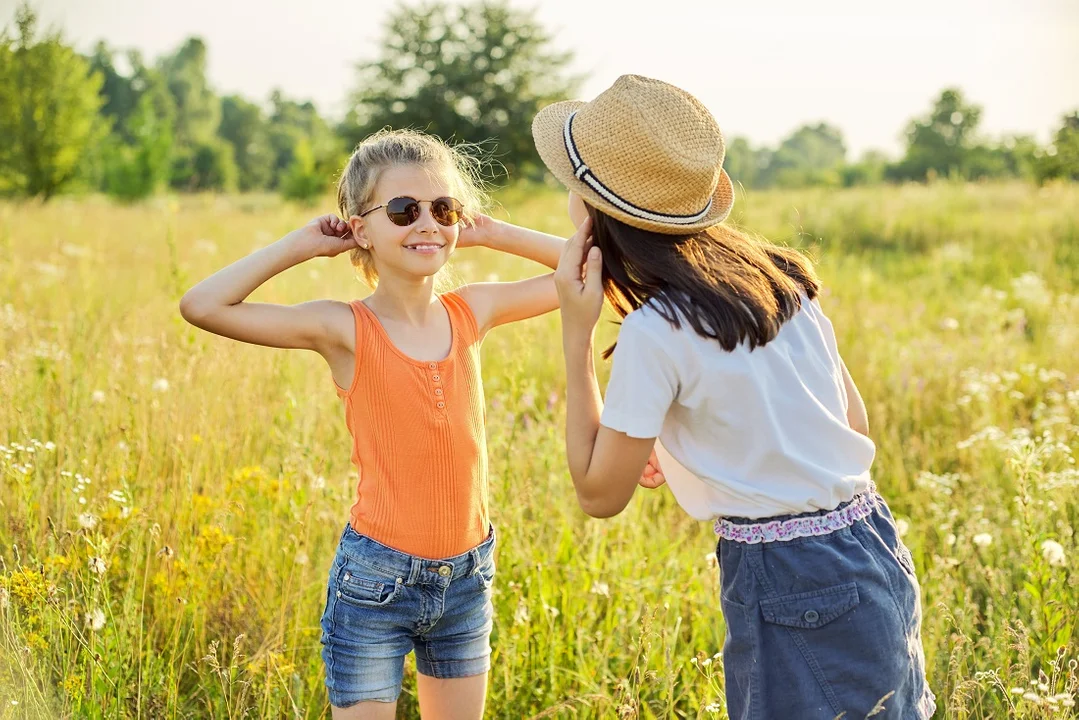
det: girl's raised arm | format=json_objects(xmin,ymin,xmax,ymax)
[
  {"xmin": 455, "ymin": 214, "xmax": 567, "ymax": 334},
  {"xmin": 179, "ymin": 215, "xmax": 357, "ymax": 354}
]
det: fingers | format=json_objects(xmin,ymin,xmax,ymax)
[
  {"xmin": 316, "ymin": 214, "xmax": 349, "ymax": 237},
  {"xmin": 583, "ymin": 245, "xmax": 603, "ymax": 296},
  {"xmin": 556, "ymin": 216, "xmax": 592, "ymax": 283}
]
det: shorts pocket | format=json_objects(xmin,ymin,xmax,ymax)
[
  {"xmin": 760, "ymin": 582, "xmax": 860, "ymax": 629},
  {"xmin": 336, "ymin": 562, "xmax": 401, "ymax": 608},
  {"xmin": 474, "ymin": 553, "xmax": 495, "ymax": 591}
]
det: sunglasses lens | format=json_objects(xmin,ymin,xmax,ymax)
[
  {"xmin": 385, "ymin": 197, "xmax": 420, "ymax": 226},
  {"xmin": 432, "ymin": 198, "xmax": 463, "ymax": 226}
]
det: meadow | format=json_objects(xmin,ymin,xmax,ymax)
[{"xmin": 0, "ymin": 181, "xmax": 1076, "ymax": 719}]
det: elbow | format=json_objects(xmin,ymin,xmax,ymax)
[
  {"xmin": 576, "ymin": 489, "xmax": 626, "ymax": 519},
  {"xmin": 178, "ymin": 292, "xmax": 209, "ymax": 326}
]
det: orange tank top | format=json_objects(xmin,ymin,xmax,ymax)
[{"xmin": 334, "ymin": 291, "xmax": 489, "ymax": 559}]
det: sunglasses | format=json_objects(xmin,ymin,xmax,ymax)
[{"xmin": 359, "ymin": 196, "xmax": 464, "ymax": 227}]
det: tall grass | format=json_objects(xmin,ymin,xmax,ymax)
[{"xmin": 0, "ymin": 182, "xmax": 1076, "ymax": 718}]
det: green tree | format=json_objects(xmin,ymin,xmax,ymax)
[
  {"xmin": 170, "ymin": 139, "xmax": 237, "ymax": 192},
  {"xmin": 891, "ymin": 88, "xmax": 982, "ymax": 181},
  {"xmin": 840, "ymin": 150, "xmax": 889, "ymax": 187},
  {"xmin": 723, "ymin": 137, "xmax": 773, "ymax": 191},
  {"xmin": 158, "ymin": 37, "xmax": 219, "ymax": 147},
  {"xmin": 280, "ymin": 138, "xmax": 327, "ymax": 204},
  {"xmin": 341, "ymin": 0, "xmax": 579, "ymax": 180},
  {"xmin": 87, "ymin": 41, "xmax": 136, "ymax": 135},
  {"xmin": 0, "ymin": 4, "xmax": 105, "ymax": 198},
  {"xmin": 219, "ymin": 95, "xmax": 274, "ymax": 190},
  {"xmin": 1036, "ymin": 112, "xmax": 1079, "ymax": 183},
  {"xmin": 102, "ymin": 89, "xmax": 174, "ymax": 200},
  {"xmin": 267, "ymin": 89, "xmax": 340, "ymax": 189},
  {"xmin": 84, "ymin": 44, "xmax": 175, "ymax": 198},
  {"xmin": 762, "ymin": 122, "xmax": 846, "ymax": 187}
]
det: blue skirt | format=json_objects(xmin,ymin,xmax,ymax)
[{"xmin": 716, "ymin": 490, "xmax": 936, "ymax": 719}]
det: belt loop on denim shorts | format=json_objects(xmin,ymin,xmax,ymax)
[
  {"xmin": 467, "ymin": 546, "xmax": 482, "ymax": 576},
  {"xmin": 406, "ymin": 557, "xmax": 424, "ymax": 586}
]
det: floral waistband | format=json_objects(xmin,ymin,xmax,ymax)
[{"xmin": 714, "ymin": 486, "xmax": 881, "ymax": 544}]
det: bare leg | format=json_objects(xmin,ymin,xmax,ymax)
[
  {"xmin": 329, "ymin": 700, "xmax": 398, "ymax": 720},
  {"xmin": 416, "ymin": 672, "xmax": 489, "ymax": 720}
]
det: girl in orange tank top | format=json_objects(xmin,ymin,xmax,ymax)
[{"xmin": 180, "ymin": 129, "xmax": 663, "ymax": 718}]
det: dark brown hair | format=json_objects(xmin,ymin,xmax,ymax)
[{"xmin": 588, "ymin": 206, "xmax": 820, "ymax": 359}]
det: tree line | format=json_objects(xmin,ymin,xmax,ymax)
[{"xmin": 1, "ymin": 2, "xmax": 1076, "ymax": 202}]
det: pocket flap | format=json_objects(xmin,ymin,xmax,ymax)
[{"xmin": 760, "ymin": 582, "xmax": 860, "ymax": 629}]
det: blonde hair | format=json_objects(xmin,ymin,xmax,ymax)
[{"xmin": 336, "ymin": 128, "xmax": 489, "ymax": 287}]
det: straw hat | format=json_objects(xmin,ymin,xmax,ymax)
[{"xmin": 532, "ymin": 74, "xmax": 734, "ymax": 234}]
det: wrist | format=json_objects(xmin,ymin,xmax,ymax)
[
  {"xmin": 480, "ymin": 218, "xmax": 510, "ymax": 250},
  {"xmin": 561, "ymin": 325, "xmax": 595, "ymax": 354},
  {"xmin": 280, "ymin": 231, "xmax": 322, "ymax": 261}
]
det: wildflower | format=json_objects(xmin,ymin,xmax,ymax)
[
  {"xmin": 0, "ymin": 587, "xmax": 8, "ymax": 609},
  {"xmin": 91, "ymin": 390, "xmax": 106, "ymax": 403},
  {"xmin": 312, "ymin": 475, "xmax": 326, "ymax": 490},
  {"xmin": 940, "ymin": 318, "xmax": 959, "ymax": 331},
  {"xmin": 44, "ymin": 441, "xmax": 55, "ymax": 451},
  {"xmin": 513, "ymin": 599, "xmax": 529, "ymax": 626},
  {"xmin": 85, "ymin": 608, "xmax": 106, "ymax": 631},
  {"xmin": 590, "ymin": 581, "xmax": 610, "ymax": 598},
  {"xmin": 701, "ymin": 658, "xmax": 712, "ymax": 667},
  {"xmin": 704, "ymin": 703, "xmax": 722, "ymax": 714},
  {"xmin": 152, "ymin": 378, "xmax": 169, "ymax": 392},
  {"xmin": 895, "ymin": 518, "xmax": 910, "ymax": 537},
  {"xmin": 77, "ymin": 513, "xmax": 98, "ymax": 530},
  {"xmin": 972, "ymin": 533, "xmax": 993, "ymax": 548},
  {"xmin": 1040, "ymin": 539, "xmax": 1066, "ymax": 567},
  {"xmin": 88, "ymin": 557, "xmax": 107, "ymax": 575}
]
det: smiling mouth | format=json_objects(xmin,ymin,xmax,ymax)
[{"xmin": 404, "ymin": 243, "xmax": 445, "ymax": 253}]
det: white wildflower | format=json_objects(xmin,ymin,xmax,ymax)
[
  {"xmin": 311, "ymin": 475, "xmax": 326, "ymax": 490},
  {"xmin": 77, "ymin": 513, "xmax": 99, "ymax": 530},
  {"xmin": 972, "ymin": 533, "xmax": 993, "ymax": 548},
  {"xmin": 91, "ymin": 390, "xmax": 106, "ymax": 403},
  {"xmin": 85, "ymin": 608, "xmax": 106, "ymax": 631},
  {"xmin": 152, "ymin": 378, "xmax": 169, "ymax": 393},
  {"xmin": 590, "ymin": 581, "xmax": 610, "ymax": 598},
  {"xmin": 88, "ymin": 556, "xmax": 107, "ymax": 575},
  {"xmin": 513, "ymin": 599, "xmax": 529, "ymax": 626},
  {"xmin": 895, "ymin": 518, "xmax": 910, "ymax": 537},
  {"xmin": 1040, "ymin": 540, "xmax": 1066, "ymax": 567},
  {"xmin": 940, "ymin": 318, "xmax": 959, "ymax": 331}
]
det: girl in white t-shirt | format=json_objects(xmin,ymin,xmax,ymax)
[{"xmin": 533, "ymin": 75, "xmax": 936, "ymax": 719}]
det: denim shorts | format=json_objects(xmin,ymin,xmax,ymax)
[
  {"xmin": 319, "ymin": 523, "xmax": 496, "ymax": 707},
  {"xmin": 716, "ymin": 491, "xmax": 937, "ymax": 720}
]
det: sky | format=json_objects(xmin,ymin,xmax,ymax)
[{"xmin": 3, "ymin": 0, "xmax": 1077, "ymax": 157}]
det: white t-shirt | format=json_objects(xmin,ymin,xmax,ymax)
[{"xmin": 600, "ymin": 295, "xmax": 875, "ymax": 520}]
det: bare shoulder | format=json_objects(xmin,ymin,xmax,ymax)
[{"xmin": 302, "ymin": 299, "xmax": 356, "ymax": 352}]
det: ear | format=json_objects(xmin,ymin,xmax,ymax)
[{"xmin": 348, "ymin": 216, "xmax": 369, "ymax": 250}]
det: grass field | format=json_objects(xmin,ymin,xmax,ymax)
[{"xmin": 0, "ymin": 181, "xmax": 1076, "ymax": 718}]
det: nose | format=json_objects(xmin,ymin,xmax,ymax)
[{"xmin": 413, "ymin": 203, "xmax": 439, "ymax": 235}]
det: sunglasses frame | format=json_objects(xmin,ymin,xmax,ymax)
[{"xmin": 359, "ymin": 196, "xmax": 464, "ymax": 227}]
